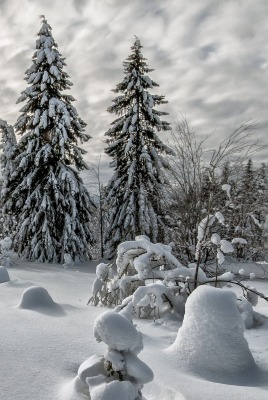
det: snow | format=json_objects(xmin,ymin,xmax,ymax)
[
  {"xmin": 0, "ymin": 266, "xmax": 10, "ymax": 283},
  {"xmin": 18, "ymin": 286, "xmax": 57, "ymax": 310},
  {"xmin": 88, "ymin": 380, "xmax": 137, "ymax": 400},
  {"xmin": 1, "ymin": 259, "xmax": 268, "ymax": 400},
  {"xmin": 220, "ymin": 239, "xmax": 234, "ymax": 253},
  {"xmin": 0, "ymin": 236, "xmax": 12, "ymax": 251},
  {"xmin": 93, "ymin": 310, "xmax": 143, "ymax": 352},
  {"xmin": 167, "ymin": 285, "xmax": 256, "ymax": 377},
  {"xmin": 124, "ymin": 351, "xmax": 154, "ymax": 384},
  {"xmin": 232, "ymin": 237, "xmax": 248, "ymax": 245},
  {"xmin": 215, "ymin": 211, "xmax": 225, "ymax": 224},
  {"xmin": 222, "ymin": 183, "xmax": 231, "ymax": 197},
  {"xmin": 211, "ymin": 232, "xmax": 220, "ymax": 244},
  {"xmin": 217, "ymin": 249, "xmax": 225, "ymax": 265},
  {"xmin": 197, "ymin": 215, "xmax": 215, "ymax": 241}
]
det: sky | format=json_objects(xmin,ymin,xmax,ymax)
[{"xmin": 0, "ymin": 0, "xmax": 268, "ymax": 183}]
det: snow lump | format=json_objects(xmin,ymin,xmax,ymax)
[
  {"xmin": 18, "ymin": 286, "xmax": 55, "ymax": 309},
  {"xmin": 0, "ymin": 266, "xmax": 10, "ymax": 283},
  {"xmin": 168, "ymin": 285, "xmax": 256, "ymax": 378},
  {"xmin": 94, "ymin": 310, "xmax": 143, "ymax": 352}
]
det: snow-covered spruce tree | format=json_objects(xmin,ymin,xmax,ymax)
[
  {"xmin": 1, "ymin": 17, "xmax": 95, "ymax": 263},
  {"xmin": 0, "ymin": 120, "xmax": 17, "ymax": 236},
  {"xmin": 104, "ymin": 38, "xmax": 172, "ymax": 258},
  {"xmin": 229, "ymin": 159, "xmax": 268, "ymax": 260}
]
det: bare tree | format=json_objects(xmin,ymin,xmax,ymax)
[
  {"xmin": 87, "ymin": 155, "xmax": 107, "ymax": 259},
  {"xmin": 167, "ymin": 117, "xmax": 265, "ymax": 266}
]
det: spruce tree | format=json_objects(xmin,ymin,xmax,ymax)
[
  {"xmin": 0, "ymin": 120, "xmax": 17, "ymax": 236},
  {"xmin": 230, "ymin": 159, "xmax": 267, "ymax": 259},
  {"xmin": 0, "ymin": 120, "xmax": 17, "ymax": 193},
  {"xmin": 104, "ymin": 38, "xmax": 171, "ymax": 257},
  {"xmin": 1, "ymin": 17, "xmax": 95, "ymax": 262}
]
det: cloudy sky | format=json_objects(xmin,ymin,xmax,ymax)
[{"xmin": 0, "ymin": 0, "xmax": 268, "ymax": 183}]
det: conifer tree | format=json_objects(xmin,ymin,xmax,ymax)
[
  {"xmin": 0, "ymin": 120, "xmax": 17, "ymax": 193},
  {"xmin": 104, "ymin": 38, "xmax": 172, "ymax": 257},
  {"xmin": 1, "ymin": 17, "xmax": 95, "ymax": 262},
  {"xmin": 0, "ymin": 120, "xmax": 17, "ymax": 236},
  {"xmin": 230, "ymin": 159, "xmax": 268, "ymax": 259}
]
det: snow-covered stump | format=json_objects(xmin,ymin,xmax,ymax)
[
  {"xmin": 168, "ymin": 285, "xmax": 256, "ymax": 379},
  {"xmin": 73, "ymin": 308, "xmax": 153, "ymax": 400}
]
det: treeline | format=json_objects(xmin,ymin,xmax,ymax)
[{"xmin": 0, "ymin": 17, "xmax": 267, "ymax": 264}]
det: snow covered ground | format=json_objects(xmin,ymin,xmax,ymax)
[{"xmin": 1, "ymin": 258, "xmax": 268, "ymax": 400}]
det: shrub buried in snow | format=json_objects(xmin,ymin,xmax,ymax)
[
  {"xmin": 90, "ymin": 227, "xmax": 267, "ymax": 325},
  {"xmin": 73, "ymin": 308, "xmax": 153, "ymax": 399},
  {"xmin": 167, "ymin": 285, "xmax": 256, "ymax": 376}
]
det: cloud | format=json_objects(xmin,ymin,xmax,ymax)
[{"xmin": 0, "ymin": 0, "xmax": 267, "ymax": 184}]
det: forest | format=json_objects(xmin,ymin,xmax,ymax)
[{"xmin": 0, "ymin": 16, "xmax": 268, "ymax": 400}]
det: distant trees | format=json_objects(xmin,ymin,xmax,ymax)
[
  {"xmin": 226, "ymin": 159, "xmax": 268, "ymax": 260},
  {"xmin": 1, "ymin": 17, "xmax": 95, "ymax": 262},
  {"xmin": 0, "ymin": 24, "xmax": 267, "ymax": 265},
  {"xmin": 104, "ymin": 38, "xmax": 172, "ymax": 258},
  {"xmin": 0, "ymin": 120, "xmax": 17, "ymax": 237},
  {"xmin": 167, "ymin": 119, "xmax": 268, "ymax": 263}
]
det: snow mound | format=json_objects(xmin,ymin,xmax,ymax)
[
  {"xmin": 94, "ymin": 311, "xmax": 142, "ymax": 352},
  {"xmin": 87, "ymin": 379, "xmax": 137, "ymax": 400},
  {"xmin": 168, "ymin": 285, "xmax": 256, "ymax": 377},
  {"xmin": 0, "ymin": 266, "xmax": 10, "ymax": 283},
  {"xmin": 18, "ymin": 286, "xmax": 56, "ymax": 310}
]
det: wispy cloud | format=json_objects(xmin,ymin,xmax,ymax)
[{"xmin": 0, "ymin": 0, "xmax": 267, "ymax": 182}]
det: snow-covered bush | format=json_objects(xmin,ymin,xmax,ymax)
[
  {"xmin": 73, "ymin": 307, "xmax": 153, "ymax": 399},
  {"xmin": 90, "ymin": 232, "xmax": 267, "ymax": 325},
  {"xmin": 90, "ymin": 235, "xmax": 228, "ymax": 318},
  {"xmin": 167, "ymin": 285, "xmax": 256, "ymax": 377}
]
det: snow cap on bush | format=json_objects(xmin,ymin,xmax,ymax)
[
  {"xmin": 94, "ymin": 310, "xmax": 143, "ymax": 353},
  {"xmin": 168, "ymin": 285, "xmax": 255, "ymax": 375}
]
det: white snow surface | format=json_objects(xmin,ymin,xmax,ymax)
[{"xmin": 1, "ymin": 258, "xmax": 268, "ymax": 400}]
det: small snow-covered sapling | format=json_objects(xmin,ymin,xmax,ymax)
[{"xmin": 74, "ymin": 305, "xmax": 153, "ymax": 400}]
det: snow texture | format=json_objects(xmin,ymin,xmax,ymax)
[
  {"xmin": 168, "ymin": 285, "xmax": 256, "ymax": 375},
  {"xmin": 222, "ymin": 183, "xmax": 231, "ymax": 198},
  {"xmin": 0, "ymin": 266, "xmax": 10, "ymax": 283},
  {"xmin": 237, "ymin": 297, "xmax": 261, "ymax": 329},
  {"xmin": 124, "ymin": 351, "xmax": 154, "ymax": 384},
  {"xmin": 94, "ymin": 311, "xmax": 143, "ymax": 352},
  {"xmin": 232, "ymin": 238, "xmax": 248, "ymax": 245},
  {"xmin": 87, "ymin": 379, "xmax": 137, "ymax": 400},
  {"xmin": 220, "ymin": 239, "xmax": 234, "ymax": 253},
  {"xmin": 18, "ymin": 286, "xmax": 55, "ymax": 309},
  {"xmin": 197, "ymin": 215, "xmax": 215, "ymax": 241}
]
